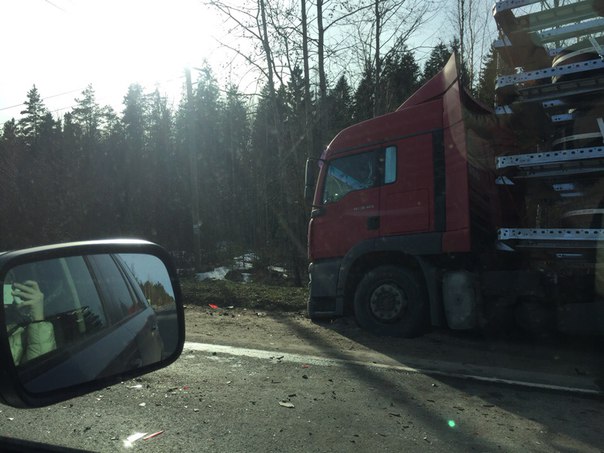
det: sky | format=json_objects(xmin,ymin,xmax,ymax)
[
  {"xmin": 0, "ymin": 0, "xmax": 228, "ymax": 123},
  {"xmin": 119, "ymin": 253, "xmax": 175, "ymax": 299},
  {"xmin": 0, "ymin": 0, "xmax": 473, "ymax": 125}
]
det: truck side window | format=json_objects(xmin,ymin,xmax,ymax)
[{"xmin": 384, "ymin": 146, "xmax": 397, "ymax": 184}]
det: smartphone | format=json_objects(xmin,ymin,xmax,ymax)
[{"xmin": 3, "ymin": 284, "xmax": 22, "ymax": 305}]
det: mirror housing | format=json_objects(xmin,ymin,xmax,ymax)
[
  {"xmin": 0, "ymin": 239, "xmax": 185, "ymax": 408},
  {"xmin": 304, "ymin": 158, "xmax": 321, "ymax": 205}
]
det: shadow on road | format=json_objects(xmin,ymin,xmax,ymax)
[{"xmin": 268, "ymin": 313, "xmax": 604, "ymax": 452}]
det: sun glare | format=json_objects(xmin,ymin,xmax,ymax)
[{"xmin": 0, "ymin": 0, "xmax": 223, "ymax": 121}]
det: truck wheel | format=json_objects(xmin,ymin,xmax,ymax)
[{"xmin": 353, "ymin": 266, "xmax": 427, "ymax": 337}]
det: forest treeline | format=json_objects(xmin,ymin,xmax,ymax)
[{"xmin": 0, "ymin": 0, "xmax": 499, "ymax": 285}]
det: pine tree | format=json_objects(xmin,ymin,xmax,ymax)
[
  {"xmin": 121, "ymin": 84, "xmax": 149, "ymax": 234},
  {"xmin": 18, "ymin": 85, "xmax": 48, "ymax": 152},
  {"xmin": 421, "ymin": 42, "xmax": 452, "ymax": 84},
  {"xmin": 328, "ymin": 76, "xmax": 353, "ymax": 140},
  {"xmin": 193, "ymin": 66, "xmax": 223, "ymax": 258},
  {"xmin": 475, "ymin": 47, "xmax": 507, "ymax": 107},
  {"xmin": 221, "ymin": 85, "xmax": 251, "ymax": 245},
  {"xmin": 353, "ymin": 62, "xmax": 375, "ymax": 122},
  {"xmin": 72, "ymin": 84, "xmax": 102, "ymax": 147},
  {"xmin": 380, "ymin": 44, "xmax": 420, "ymax": 113}
]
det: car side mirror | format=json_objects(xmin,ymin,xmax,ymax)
[{"xmin": 0, "ymin": 239, "xmax": 185, "ymax": 408}]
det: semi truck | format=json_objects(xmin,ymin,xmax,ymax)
[{"xmin": 305, "ymin": 0, "xmax": 604, "ymax": 337}]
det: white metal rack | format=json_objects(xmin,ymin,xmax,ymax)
[{"xmin": 492, "ymin": 1, "xmax": 604, "ymax": 254}]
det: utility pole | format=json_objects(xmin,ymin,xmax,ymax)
[{"xmin": 185, "ymin": 67, "xmax": 202, "ymax": 271}]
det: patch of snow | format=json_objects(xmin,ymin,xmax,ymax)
[
  {"xmin": 233, "ymin": 253, "xmax": 257, "ymax": 270},
  {"xmin": 196, "ymin": 253, "xmax": 288, "ymax": 282},
  {"xmin": 268, "ymin": 266, "xmax": 287, "ymax": 275},
  {"xmin": 196, "ymin": 267, "xmax": 230, "ymax": 281}
]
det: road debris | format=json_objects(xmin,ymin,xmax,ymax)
[
  {"xmin": 143, "ymin": 431, "xmax": 164, "ymax": 441},
  {"xmin": 128, "ymin": 384, "xmax": 143, "ymax": 389},
  {"xmin": 123, "ymin": 432, "xmax": 147, "ymax": 448},
  {"xmin": 279, "ymin": 401, "xmax": 295, "ymax": 408},
  {"xmin": 139, "ymin": 402, "xmax": 146, "ymax": 407},
  {"xmin": 208, "ymin": 304, "xmax": 219, "ymax": 309}
]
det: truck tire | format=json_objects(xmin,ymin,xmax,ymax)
[{"xmin": 353, "ymin": 265, "xmax": 427, "ymax": 338}]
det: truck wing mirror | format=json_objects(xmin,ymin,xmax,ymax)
[
  {"xmin": 304, "ymin": 158, "xmax": 322, "ymax": 205},
  {"xmin": 0, "ymin": 239, "xmax": 185, "ymax": 408}
]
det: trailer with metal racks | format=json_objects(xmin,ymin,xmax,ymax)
[{"xmin": 305, "ymin": 0, "xmax": 604, "ymax": 336}]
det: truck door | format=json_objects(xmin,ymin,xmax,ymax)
[
  {"xmin": 379, "ymin": 134, "xmax": 435, "ymax": 236},
  {"xmin": 310, "ymin": 149, "xmax": 382, "ymax": 259}
]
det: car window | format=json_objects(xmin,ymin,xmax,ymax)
[
  {"xmin": 6, "ymin": 257, "xmax": 109, "ymax": 366},
  {"xmin": 118, "ymin": 253, "xmax": 176, "ymax": 311},
  {"xmin": 88, "ymin": 255, "xmax": 146, "ymax": 321}
]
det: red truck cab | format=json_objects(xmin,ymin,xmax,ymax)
[{"xmin": 307, "ymin": 55, "xmax": 503, "ymax": 336}]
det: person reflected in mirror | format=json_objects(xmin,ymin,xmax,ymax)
[{"xmin": 7, "ymin": 280, "xmax": 57, "ymax": 365}]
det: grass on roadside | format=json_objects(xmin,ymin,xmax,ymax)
[{"xmin": 180, "ymin": 278, "xmax": 307, "ymax": 312}]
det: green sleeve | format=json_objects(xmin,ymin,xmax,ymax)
[
  {"xmin": 9, "ymin": 327, "xmax": 25, "ymax": 365},
  {"xmin": 24, "ymin": 322, "xmax": 57, "ymax": 362}
]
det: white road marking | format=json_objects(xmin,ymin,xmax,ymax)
[{"xmin": 183, "ymin": 341, "xmax": 602, "ymax": 395}]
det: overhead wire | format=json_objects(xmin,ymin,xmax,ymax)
[
  {"xmin": 0, "ymin": 88, "xmax": 85, "ymax": 112},
  {"xmin": 0, "ymin": 74, "xmax": 188, "ymax": 118}
]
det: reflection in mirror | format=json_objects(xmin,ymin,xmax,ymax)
[
  {"xmin": 2, "ymin": 253, "xmax": 178, "ymax": 394},
  {"xmin": 118, "ymin": 253, "xmax": 178, "ymax": 356}
]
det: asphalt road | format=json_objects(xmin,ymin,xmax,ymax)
[{"xmin": 1, "ymin": 337, "xmax": 603, "ymax": 452}]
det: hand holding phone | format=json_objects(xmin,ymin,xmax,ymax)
[{"xmin": 12, "ymin": 281, "xmax": 44, "ymax": 321}]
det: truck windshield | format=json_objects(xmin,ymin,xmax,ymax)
[
  {"xmin": 322, "ymin": 151, "xmax": 378, "ymax": 204},
  {"xmin": 322, "ymin": 147, "xmax": 397, "ymax": 204}
]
